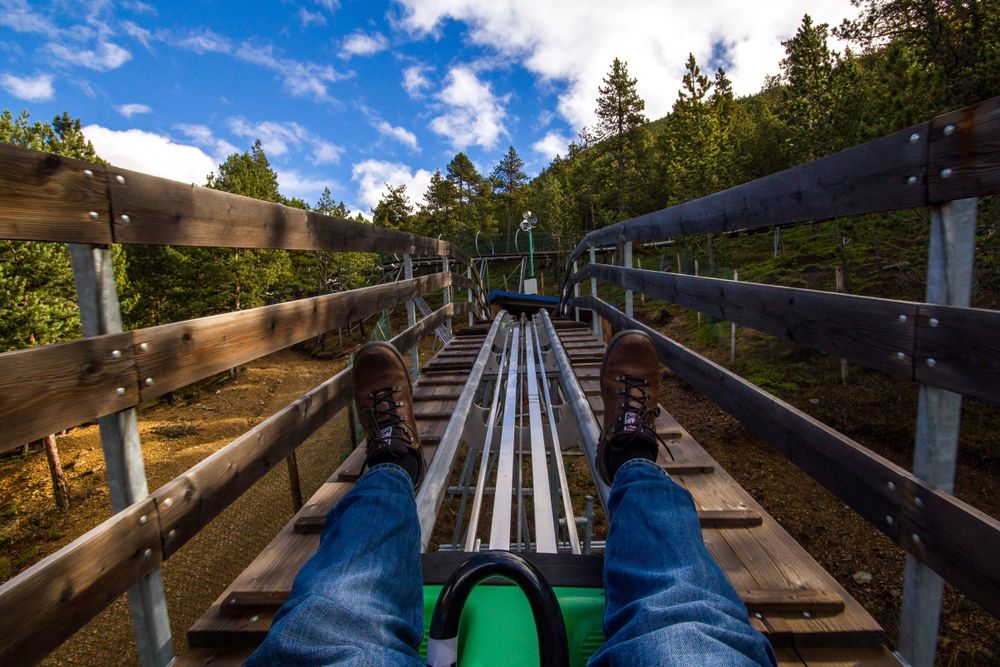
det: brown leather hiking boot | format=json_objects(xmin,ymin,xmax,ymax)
[
  {"xmin": 596, "ymin": 330, "xmax": 661, "ymax": 485},
  {"xmin": 352, "ymin": 342, "xmax": 424, "ymax": 489}
]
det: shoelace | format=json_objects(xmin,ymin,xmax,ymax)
[
  {"xmin": 362, "ymin": 386, "xmax": 416, "ymax": 456},
  {"xmin": 613, "ymin": 375, "xmax": 675, "ymax": 461}
]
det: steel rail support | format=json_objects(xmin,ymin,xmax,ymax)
[
  {"xmin": 403, "ymin": 253, "xmax": 419, "ymax": 379},
  {"xmin": 524, "ymin": 323, "xmax": 557, "ymax": 552},
  {"xmin": 489, "ymin": 323, "xmax": 522, "ymax": 550}
]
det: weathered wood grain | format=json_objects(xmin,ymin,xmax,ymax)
[
  {"xmin": 0, "ymin": 332, "xmax": 139, "ymax": 452},
  {"xmin": 0, "ymin": 498, "xmax": 161, "ymax": 664},
  {"xmin": 740, "ymin": 589, "xmax": 844, "ymax": 614},
  {"xmin": 914, "ymin": 304, "xmax": 1000, "ymax": 404},
  {"xmin": 927, "ymin": 96, "xmax": 1000, "ymax": 202},
  {"xmin": 574, "ymin": 295, "xmax": 1000, "ymax": 618},
  {"xmin": 135, "ymin": 273, "xmax": 452, "ymax": 400},
  {"xmin": 106, "ymin": 165, "xmax": 457, "ymax": 257},
  {"xmin": 0, "ymin": 144, "xmax": 112, "ymax": 244},
  {"xmin": 574, "ymin": 264, "xmax": 916, "ymax": 378}
]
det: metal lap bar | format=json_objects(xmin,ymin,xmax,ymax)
[
  {"xmin": 524, "ymin": 323, "xmax": 558, "ymax": 553},
  {"xmin": 532, "ymin": 317, "xmax": 581, "ymax": 554},
  {"xmin": 464, "ymin": 327, "xmax": 512, "ymax": 551},
  {"xmin": 489, "ymin": 323, "xmax": 521, "ymax": 550}
]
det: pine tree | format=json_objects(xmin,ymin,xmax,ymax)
[
  {"xmin": 491, "ymin": 146, "xmax": 528, "ymax": 248},
  {"xmin": 372, "ymin": 184, "xmax": 413, "ymax": 230},
  {"xmin": 595, "ymin": 58, "xmax": 647, "ymax": 217},
  {"xmin": 780, "ymin": 15, "xmax": 838, "ymax": 162}
]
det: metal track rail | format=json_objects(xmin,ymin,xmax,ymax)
[
  {"xmin": 524, "ymin": 322, "xmax": 557, "ymax": 553},
  {"xmin": 489, "ymin": 324, "xmax": 521, "ymax": 550}
]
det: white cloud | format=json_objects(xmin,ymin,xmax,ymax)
[
  {"xmin": 47, "ymin": 40, "xmax": 131, "ymax": 71},
  {"xmin": 352, "ymin": 159, "xmax": 433, "ymax": 212},
  {"xmin": 176, "ymin": 29, "xmax": 232, "ymax": 54},
  {"xmin": 227, "ymin": 117, "xmax": 343, "ymax": 165},
  {"xmin": 396, "ymin": 0, "xmax": 857, "ymax": 128},
  {"xmin": 115, "ymin": 102, "xmax": 152, "ymax": 118},
  {"xmin": 314, "ymin": 0, "xmax": 340, "ymax": 12},
  {"xmin": 341, "ymin": 31, "xmax": 388, "ymax": 58},
  {"xmin": 374, "ymin": 120, "xmax": 419, "ymax": 151},
  {"xmin": 402, "ymin": 64, "xmax": 432, "ymax": 98},
  {"xmin": 82, "ymin": 125, "xmax": 216, "ymax": 185},
  {"xmin": 276, "ymin": 169, "xmax": 334, "ymax": 201},
  {"xmin": 429, "ymin": 66, "xmax": 507, "ymax": 150},
  {"xmin": 0, "ymin": 0, "xmax": 58, "ymax": 36},
  {"xmin": 298, "ymin": 8, "xmax": 327, "ymax": 27},
  {"xmin": 1, "ymin": 72, "xmax": 54, "ymax": 102},
  {"xmin": 234, "ymin": 43, "xmax": 346, "ymax": 102},
  {"xmin": 174, "ymin": 123, "xmax": 239, "ymax": 160},
  {"xmin": 532, "ymin": 131, "xmax": 571, "ymax": 160}
]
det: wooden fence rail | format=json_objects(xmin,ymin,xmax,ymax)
[
  {"xmin": 570, "ymin": 263, "xmax": 1000, "ymax": 404},
  {"xmin": 566, "ymin": 96, "xmax": 1000, "ymax": 264},
  {"xmin": 0, "ymin": 272, "xmax": 456, "ymax": 452},
  {"xmin": 571, "ymin": 295, "xmax": 1000, "ymax": 621},
  {"xmin": 0, "ymin": 302, "xmax": 464, "ymax": 665},
  {"xmin": 0, "ymin": 144, "xmax": 470, "ymax": 266}
]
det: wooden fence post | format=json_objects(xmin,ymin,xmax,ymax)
[
  {"xmin": 467, "ymin": 265, "xmax": 474, "ymax": 326},
  {"xmin": 44, "ymin": 434, "xmax": 70, "ymax": 511},
  {"xmin": 898, "ymin": 198, "xmax": 978, "ymax": 667},
  {"xmin": 694, "ymin": 259, "xmax": 702, "ymax": 324},
  {"xmin": 590, "ymin": 248, "xmax": 599, "ymax": 337},
  {"xmin": 285, "ymin": 451, "xmax": 303, "ymax": 512},
  {"xmin": 835, "ymin": 266, "xmax": 849, "ymax": 386},
  {"xmin": 68, "ymin": 243, "xmax": 174, "ymax": 667},
  {"xmin": 403, "ymin": 253, "xmax": 419, "ymax": 379},
  {"xmin": 730, "ymin": 271, "xmax": 738, "ymax": 363}
]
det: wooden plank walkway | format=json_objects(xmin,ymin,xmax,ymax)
[{"xmin": 177, "ymin": 319, "xmax": 896, "ymax": 665}]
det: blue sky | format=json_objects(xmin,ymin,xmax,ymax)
[{"xmin": 0, "ymin": 0, "xmax": 857, "ymax": 217}]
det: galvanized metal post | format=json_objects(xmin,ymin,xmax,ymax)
[
  {"xmin": 442, "ymin": 255, "xmax": 452, "ymax": 337},
  {"xmin": 69, "ymin": 244, "xmax": 174, "ymax": 667},
  {"xmin": 730, "ymin": 271, "xmax": 738, "ymax": 363},
  {"xmin": 403, "ymin": 253, "xmax": 419, "ymax": 379},
  {"xmin": 898, "ymin": 198, "xmax": 977, "ymax": 667},
  {"xmin": 624, "ymin": 241, "xmax": 633, "ymax": 317},
  {"xmin": 590, "ymin": 248, "xmax": 599, "ymax": 337},
  {"xmin": 572, "ymin": 261, "xmax": 581, "ymax": 322},
  {"xmin": 467, "ymin": 265, "xmax": 474, "ymax": 326}
]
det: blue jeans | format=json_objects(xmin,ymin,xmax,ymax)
[{"xmin": 247, "ymin": 460, "xmax": 775, "ymax": 666}]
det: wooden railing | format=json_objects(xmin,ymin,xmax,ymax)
[
  {"xmin": 0, "ymin": 143, "xmax": 485, "ymax": 665},
  {"xmin": 563, "ymin": 96, "xmax": 1000, "ymax": 666}
]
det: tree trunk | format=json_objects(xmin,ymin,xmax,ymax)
[{"xmin": 44, "ymin": 434, "xmax": 70, "ymax": 511}]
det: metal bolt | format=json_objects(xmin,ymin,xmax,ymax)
[
  {"xmin": 943, "ymin": 124, "xmax": 955, "ymax": 136},
  {"xmin": 907, "ymin": 176, "xmax": 918, "ymax": 185},
  {"xmin": 139, "ymin": 342, "xmax": 149, "ymax": 352},
  {"xmin": 116, "ymin": 387, "xmax": 126, "ymax": 396},
  {"xmin": 250, "ymin": 615, "xmax": 260, "ymax": 623},
  {"xmin": 929, "ymin": 318, "xmax": 940, "ymax": 328},
  {"xmin": 887, "ymin": 481, "xmax": 896, "ymax": 492},
  {"xmin": 941, "ymin": 167, "xmax": 953, "ymax": 178},
  {"xmin": 886, "ymin": 515, "xmax": 894, "ymax": 525},
  {"xmin": 915, "ymin": 497, "xmax": 924, "ymax": 508},
  {"xmin": 897, "ymin": 314, "xmax": 907, "ymax": 323},
  {"xmin": 139, "ymin": 515, "xmax": 147, "ymax": 525},
  {"xmin": 912, "ymin": 533, "xmax": 921, "ymax": 544},
  {"xmin": 143, "ymin": 548, "xmax": 152, "ymax": 559},
  {"xmin": 168, "ymin": 529, "xmax": 176, "ymax": 538},
  {"xmin": 753, "ymin": 612, "xmax": 763, "ymax": 620},
  {"xmin": 83, "ymin": 169, "xmax": 94, "ymax": 179},
  {"xmin": 88, "ymin": 211, "xmax": 99, "ymax": 220},
  {"xmin": 116, "ymin": 174, "xmax": 126, "ymax": 185},
  {"xmin": 927, "ymin": 358, "xmax": 937, "ymax": 368},
  {"xmin": 803, "ymin": 611, "xmax": 813, "ymax": 619},
  {"xmin": 120, "ymin": 214, "xmax": 130, "ymax": 224},
  {"xmin": 909, "ymin": 132, "xmax": 920, "ymax": 143},
  {"xmin": 163, "ymin": 497, "xmax": 173, "ymax": 508},
  {"xmin": 111, "ymin": 349, "xmax": 122, "ymax": 359},
  {"xmin": 895, "ymin": 351, "xmax": 906, "ymax": 361},
  {"xmin": 144, "ymin": 377, "xmax": 154, "ymax": 386}
]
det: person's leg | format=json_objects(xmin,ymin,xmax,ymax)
[
  {"xmin": 246, "ymin": 463, "xmax": 424, "ymax": 666},
  {"xmin": 589, "ymin": 459, "xmax": 776, "ymax": 666}
]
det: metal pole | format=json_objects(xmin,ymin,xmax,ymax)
[
  {"xmin": 403, "ymin": 254, "xmax": 419, "ymax": 379},
  {"xmin": 524, "ymin": 323, "xmax": 557, "ymax": 552},
  {"xmin": 572, "ymin": 261, "xmax": 581, "ymax": 322},
  {"xmin": 490, "ymin": 322, "xmax": 521, "ymax": 551},
  {"xmin": 590, "ymin": 248, "xmax": 599, "ymax": 337},
  {"xmin": 467, "ymin": 265, "xmax": 474, "ymax": 326},
  {"xmin": 624, "ymin": 241, "xmax": 633, "ymax": 317},
  {"xmin": 898, "ymin": 198, "xmax": 977, "ymax": 667},
  {"xmin": 69, "ymin": 244, "xmax": 174, "ymax": 667},
  {"xmin": 694, "ymin": 258, "xmax": 702, "ymax": 324},
  {"xmin": 441, "ymin": 255, "xmax": 452, "ymax": 338},
  {"xmin": 835, "ymin": 266, "xmax": 849, "ymax": 385}
]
